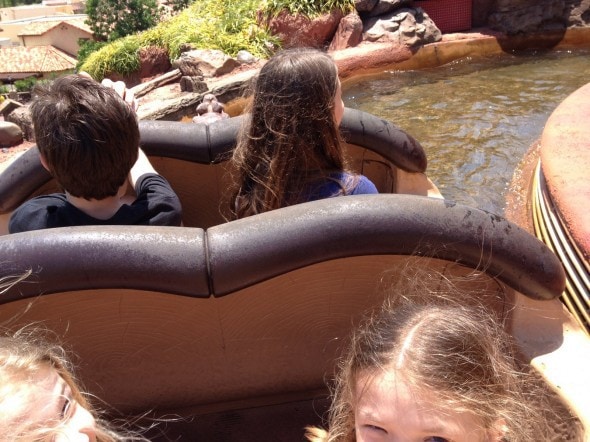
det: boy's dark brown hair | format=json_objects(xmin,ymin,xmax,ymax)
[{"xmin": 30, "ymin": 74, "xmax": 139, "ymax": 200}]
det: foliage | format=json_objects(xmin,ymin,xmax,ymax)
[
  {"xmin": 80, "ymin": 0, "xmax": 278, "ymax": 79},
  {"xmin": 261, "ymin": 0, "xmax": 354, "ymax": 17},
  {"xmin": 168, "ymin": 0, "xmax": 195, "ymax": 13},
  {"xmin": 76, "ymin": 40, "xmax": 108, "ymax": 71},
  {"xmin": 85, "ymin": 0, "xmax": 161, "ymax": 42},
  {"xmin": 80, "ymin": 36, "xmax": 141, "ymax": 80},
  {"xmin": 14, "ymin": 76, "xmax": 38, "ymax": 92}
]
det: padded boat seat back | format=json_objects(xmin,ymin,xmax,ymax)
[{"xmin": 0, "ymin": 109, "xmax": 427, "ymax": 233}]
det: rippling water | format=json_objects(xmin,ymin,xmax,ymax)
[{"xmin": 343, "ymin": 50, "xmax": 590, "ymax": 214}]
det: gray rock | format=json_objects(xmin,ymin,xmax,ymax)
[
  {"xmin": 180, "ymin": 76, "xmax": 208, "ymax": 93},
  {"xmin": 363, "ymin": 7, "xmax": 441, "ymax": 45},
  {"xmin": 364, "ymin": 0, "xmax": 413, "ymax": 18},
  {"xmin": 0, "ymin": 121, "xmax": 23, "ymax": 147},
  {"xmin": 237, "ymin": 50, "xmax": 257, "ymax": 64},
  {"xmin": 0, "ymin": 98, "xmax": 23, "ymax": 119}
]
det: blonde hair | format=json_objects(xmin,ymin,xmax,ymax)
[
  {"xmin": 0, "ymin": 276, "xmax": 147, "ymax": 441},
  {"xmin": 307, "ymin": 278, "xmax": 559, "ymax": 442}
]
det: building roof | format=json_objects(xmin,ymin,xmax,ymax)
[
  {"xmin": 0, "ymin": 45, "xmax": 77, "ymax": 75},
  {"xmin": 17, "ymin": 18, "xmax": 92, "ymax": 36}
]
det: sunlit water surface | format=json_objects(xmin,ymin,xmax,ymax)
[{"xmin": 343, "ymin": 50, "xmax": 590, "ymax": 214}]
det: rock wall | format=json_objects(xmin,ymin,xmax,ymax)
[{"xmin": 473, "ymin": 0, "xmax": 590, "ymax": 34}]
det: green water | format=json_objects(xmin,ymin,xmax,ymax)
[{"xmin": 343, "ymin": 50, "xmax": 590, "ymax": 214}]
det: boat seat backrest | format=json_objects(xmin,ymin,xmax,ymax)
[{"xmin": 0, "ymin": 109, "xmax": 426, "ymax": 233}]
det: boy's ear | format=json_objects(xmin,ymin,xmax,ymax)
[{"xmin": 39, "ymin": 153, "xmax": 50, "ymax": 172}]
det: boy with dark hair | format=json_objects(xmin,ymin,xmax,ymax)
[{"xmin": 9, "ymin": 74, "xmax": 182, "ymax": 233}]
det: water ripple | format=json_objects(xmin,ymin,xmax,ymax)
[{"xmin": 344, "ymin": 50, "xmax": 590, "ymax": 214}]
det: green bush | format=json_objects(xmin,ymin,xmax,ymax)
[
  {"xmin": 14, "ymin": 76, "xmax": 38, "ymax": 92},
  {"xmin": 80, "ymin": 36, "xmax": 142, "ymax": 80},
  {"xmin": 261, "ymin": 0, "xmax": 354, "ymax": 17},
  {"xmin": 76, "ymin": 40, "xmax": 108, "ymax": 71}
]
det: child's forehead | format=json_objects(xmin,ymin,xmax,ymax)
[{"xmin": 1, "ymin": 363, "xmax": 61, "ymax": 426}]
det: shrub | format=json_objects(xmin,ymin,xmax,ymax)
[
  {"xmin": 80, "ymin": 36, "xmax": 141, "ymax": 80},
  {"xmin": 14, "ymin": 76, "xmax": 37, "ymax": 92},
  {"xmin": 261, "ymin": 0, "xmax": 354, "ymax": 17}
]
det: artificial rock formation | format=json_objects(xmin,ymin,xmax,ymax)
[
  {"xmin": 475, "ymin": 0, "xmax": 590, "ymax": 34},
  {"xmin": 262, "ymin": 9, "xmax": 344, "ymax": 48},
  {"xmin": 6, "ymin": 107, "xmax": 33, "ymax": 142},
  {"xmin": 173, "ymin": 49, "xmax": 240, "ymax": 78},
  {"xmin": 0, "ymin": 121, "xmax": 23, "ymax": 147},
  {"xmin": 363, "ymin": 7, "xmax": 441, "ymax": 46}
]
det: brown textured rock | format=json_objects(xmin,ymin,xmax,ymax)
[
  {"xmin": 179, "ymin": 76, "xmax": 208, "ymax": 93},
  {"xmin": 139, "ymin": 46, "xmax": 171, "ymax": 81},
  {"xmin": 173, "ymin": 49, "xmax": 240, "ymax": 78},
  {"xmin": 329, "ymin": 12, "xmax": 364, "ymax": 51},
  {"xmin": 263, "ymin": 9, "xmax": 344, "ymax": 48},
  {"xmin": 483, "ymin": 0, "xmax": 590, "ymax": 34},
  {"xmin": 0, "ymin": 98, "xmax": 22, "ymax": 119},
  {"xmin": 6, "ymin": 107, "xmax": 33, "ymax": 141},
  {"xmin": 355, "ymin": 0, "xmax": 379, "ymax": 13}
]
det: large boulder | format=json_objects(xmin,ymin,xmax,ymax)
[
  {"xmin": 363, "ymin": 8, "xmax": 442, "ymax": 46},
  {"xmin": 262, "ymin": 9, "xmax": 344, "ymax": 48},
  {"xmin": 173, "ymin": 49, "xmax": 240, "ymax": 78},
  {"xmin": 329, "ymin": 12, "xmax": 364, "ymax": 51},
  {"xmin": 139, "ymin": 46, "xmax": 171, "ymax": 81},
  {"xmin": 0, "ymin": 121, "xmax": 23, "ymax": 147},
  {"xmin": 489, "ymin": 0, "xmax": 567, "ymax": 33},
  {"xmin": 6, "ymin": 107, "xmax": 33, "ymax": 141}
]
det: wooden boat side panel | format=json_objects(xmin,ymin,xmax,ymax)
[{"xmin": 0, "ymin": 256, "xmax": 506, "ymax": 415}]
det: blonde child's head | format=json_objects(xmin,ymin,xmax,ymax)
[
  {"xmin": 0, "ymin": 329, "xmax": 100, "ymax": 441},
  {"xmin": 0, "ymin": 328, "xmax": 146, "ymax": 441},
  {"xmin": 308, "ymin": 289, "xmax": 553, "ymax": 442},
  {"xmin": 0, "ymin": 275, "xmax": 148, "ymax": 441}
]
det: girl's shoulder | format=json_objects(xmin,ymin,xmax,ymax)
[{"xmin": 336, "ymin": 172, "xmax": 378, "ymax": 195}]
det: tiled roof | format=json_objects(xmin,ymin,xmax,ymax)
[
  {"xmin": 0, "ymin": 46, "xmax": 77, "ymax": 74},
  {"xmin": 17, "ymin": 18, "xmax": 92, "ymax": 36}
]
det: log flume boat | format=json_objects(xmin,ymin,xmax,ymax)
[{"xmin": 0, "ymin": 108, "xmax": 587, "ymax": 440}]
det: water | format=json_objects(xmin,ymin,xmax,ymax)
[{"xmin": 343, "ymin": 50, "xmax": 590, "ymax": 214}]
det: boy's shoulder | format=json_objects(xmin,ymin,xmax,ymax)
[{"xmin": 8, "ymin": 193, "xmax": 69, "ymax": 233}]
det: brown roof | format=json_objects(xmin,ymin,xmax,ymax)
[
  {"xmin": 0, "ymin": 46, "xmax": 77, "ymax": 74},
  {"xmin": 17, "ymin": 18, "xmax": 92, "ymax": 37}
]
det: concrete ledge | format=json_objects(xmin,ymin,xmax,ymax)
[{"xmin": 540, "ymin": 82, "xmax": 590, "ymax": 261}]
